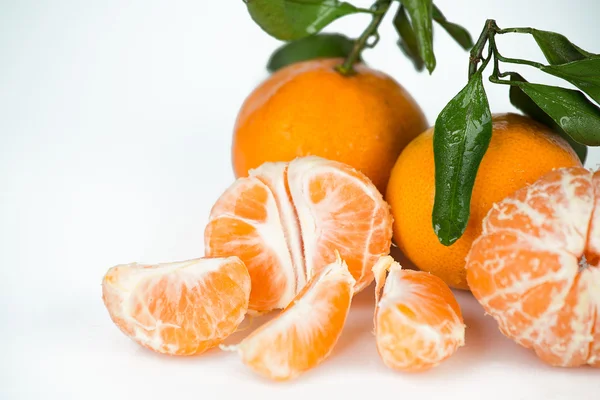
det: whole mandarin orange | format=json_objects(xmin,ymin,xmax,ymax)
[
  {"xmin": 232, "ymin": 58, "xmax": 428, "ymax": 193},
  {"xmin": 386, "ymin": 113, "xmax": 582, "ymax": 290}
]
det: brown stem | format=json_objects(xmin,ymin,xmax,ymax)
[{"xmin": 335, "ymin": 0, "xmax": 392, "ymax": 76}]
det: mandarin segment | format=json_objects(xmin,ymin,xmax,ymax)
[
  {"xmin": 102, "ymin": 257, "xmax": 250, "ymax": 356},
  {"xmin": 533, "ymin": 271, "xmax": 595, "ymax": 367},
  {"xmin": 229, "ymin": 255, "xmax": 355, "ymax": 381},
  {"xmin": 467, "ymin": 231, "xmax": 578, "ymax": 348},
  {"xmin": 467, "ymin": 166, "xmax": 600, "ymax": 367},
  {"xmin": 205, "ymin": 176, "xmax": 300, "ymax": 311},
  {"xmin": 373, "ymin": 256, "xmax": 465, "ymax": 372},
  {"xmin": 287, "ymin": 156, "xmax": 393, "ymax": 288},
  {"xmin": 204, "ymin": 217, "xmax": 290, "ymax": 312}
]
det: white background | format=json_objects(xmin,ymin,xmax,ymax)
[{"xmin": 1, "ymin": 0, "xmax": 599, "ymax": 398}]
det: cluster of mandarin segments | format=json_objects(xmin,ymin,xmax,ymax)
[
  {"xmin": 101, "ymin": 153, "xmax": 600, "ymax": 376},
  {"xmin": 466, "ymin": 167, "xmax": 600, "ymax": 367},
  {"xmin": 102, "ymin": 155, "xmax": 467, "ymax": 379},
  {"xmin": 373, "ymin": 256, "xmax": 465, "ymax": 372},
  {"xmin": 204, "ymin": 156, "xmax": 393, "ymax": 312}
]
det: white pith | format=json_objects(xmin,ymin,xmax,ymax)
[
  {"xmin": 251, "ymin": 162, "xmax": 307, "ymax": 296},
  {"xmin": 236, "ymin": 257, "xmax": 355, "ymax": 379},
  {"xmin": 373, "ymin": 257, "xmax": 465, "ymax": 369},
  {"xmin": 469, "ymin": 167, "xmax": 600, "ymax": 366},
  {"xmin": 103, "ymin": 257, "xmax": 248, "ymax": 354}
]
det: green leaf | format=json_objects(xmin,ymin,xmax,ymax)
[
  {"xmin": 399, "ymin": 0, "xmax": 435, "ymax": 73},
  {"xmin": 393, "ymin": 5, "xmax": 424, "ymax": 71},
  {"xmin": 432, "ymin": 5, "xmax": 473, "ymax": 50},
  {"xmin": 432, "ymin": 70, "xmax": 492, "ymax": 246},
  {"xmin": 531, "ymin": 29, "xmax": 597, "ymax": 65},
  {"xmin": 508, "ymin": 73, "xmax": 588, "ymax": 163},
  {"xmin": 541, "ymin": 58, "xmax": 600, "ymax": 105},
  {"xmin": 266, "ymin": 34, "xmax": 356, "ymax": 73},
  {"xmin": 245, "ymin": 0, "xmax": 363, "ymax": 41},
  {"xmin": 515, "ymin": 82, "xmax": 600, "ymax": 146}
]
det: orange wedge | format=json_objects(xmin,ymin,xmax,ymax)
[
  {"xmin": 226, "ymin": 255, "xmax": 355, "ymax": 380},
  {"xmin": 373, "ymin": 256, "xmax": 465, "ymax": 372},
  {"xmin": 102, "ymin": 256, "xmax": 250, "ymax": 356},
  {"xmin": 204, "ymin": 172, "xmax": 300, "ymax": 312}
]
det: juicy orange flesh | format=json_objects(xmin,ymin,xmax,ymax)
[
  {"xmin": 233, "ymin": 184, "xmax": 269, "ymax": 221},
  {"xmin": 205, "ymin": 216, "xmax": 287, "ymax": 311},
  {"xmin": 244, "ymin": 287, "xmax": 350, "ymax": 379},
  {"xmin": 209, "ymin": 178, "xmax": 271, "ymax": 222},
  {"xmin": 467, "ymin": 167, "xmax": 600, "ymax": 367},
  {"xmin": 296, "ymin": 161, "xmax": 392, "ymax": 288},
  {"xmin": 375, "ymin": 268, "xmax": 464, "ymax": 372},
  {"xmin": 205, "ymin": 175, "xmax": 296, "ymax": 311},
  {"xmin": 466, "ymin": 231, "xmax": 577, "ymax": 348},
  {"xmin": 133, "ymin": 266, "xmax": 244, "ymax": 355},
  {"xmin": 237, "ymin": 261, "xmax": 354, "ymax": 380},
  {"xmin": 307, "ymin": 174, "xmax": 380, "ymax": 278},
  {"xmin": 103, "ymin": 258, "xmax": 250, "ymax": 356},
  {"xmin": 534, "ymin": 271, "xmax": 596, "ymax": 366}
]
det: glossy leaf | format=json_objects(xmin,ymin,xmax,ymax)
[
  {"xmin": 267, "ymin": 34, "xmax": 356, "ymax": 72},
  {"xmin": 531, "ymin": 29, "xmax": 596, "ymax": 65},
  {"xmin": 432, "ymin": 70, "xmax": 492, "ymax": 246},
  {"xmin": 399, "ymin": 0, "xmax": 435, "ymax": 73},
  {"xmin": 516, "ymin": 82, "xmax": 600, "ymax": 146},
  {"xmin": 432, "ymin": 5, "xmax": 473, "ymax": 50},
  {"xmin": 541, "ymin": 58, "xmax": 600, "ymax": 105},
  {"xmin": 246, "ymin": 0, "xmax": 363, "ymax": 41},
  {"xmin": 393, "ymin": 5, "xmax": 424, "ymax": 71},
  {"xmin": 509, "ymin": 73, "xmax": 588, "ymax": 163}
]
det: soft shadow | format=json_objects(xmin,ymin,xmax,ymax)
[
  {"xmin": 389, "ymin": 246, "xmax": 418, "ymax": 270},
  {"xmin": 221, "ymin": 311, "xmax": 278, "ymax": 345},
  {"xmin": 130, "ymin": 311, "xmax": 279, "ymax": 364},
  {"xmin": 133, "ymin": 342, "xmax": 228, "ymax": 364},
  {"xmin": 420, "ymin": 292, "xmax": 600, "ymax": 378}
]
